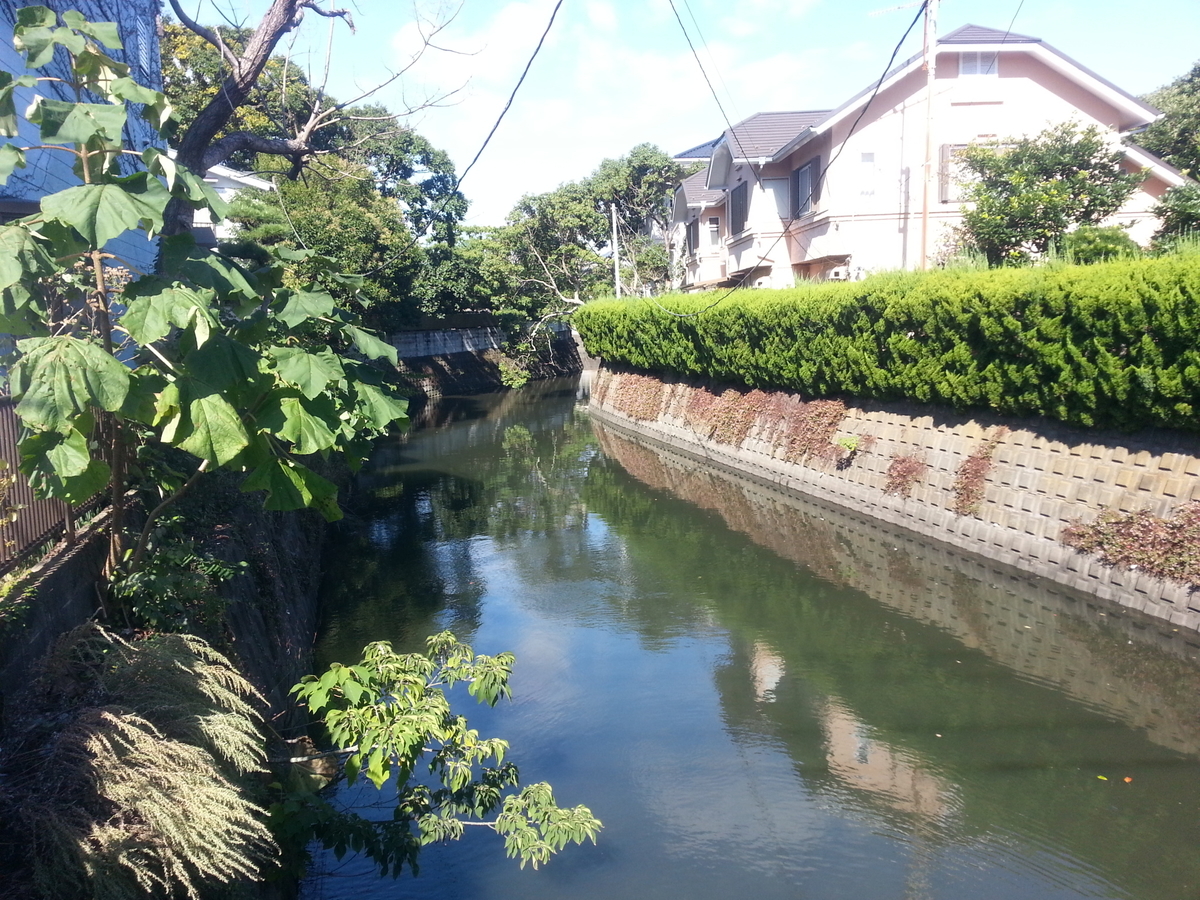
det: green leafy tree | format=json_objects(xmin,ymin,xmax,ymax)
[
  {"xmin": 0, "ymin": 8, "xmax": 408, "ymax": 596},
  {"xmin": 227, "ymin": 156, "xmax": 427, "ymax": 332},
  {"xmin": 1152, "ymin": 182, "xmax": 1200, "ymax": 246},
  {"xmin": 285, "ymin": 633, "xmax": 601, "ymax": 876},
  {"xmin": 958, "ymin": 122, "xmax": 1145, "ymax": 265},
  {"xmin": 420, "ymin": 145, "xmax": 688, "ymax": 330},
  {"xmin": 1137, "ymin": 60, "xmax": 1200, "ymax": 177}
]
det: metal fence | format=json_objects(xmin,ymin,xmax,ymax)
[{"xmin": 0, "ymin": 399, "xmax": 106, "ymax": 577}]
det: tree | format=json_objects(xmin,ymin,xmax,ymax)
[
  {"xmin": 285, "ymin": 634, "xmax": 601, "ymax": 877},
  {"xmin": 1137, "ymin": 60, "xmax": 1200, "ymax": 177},
  {"xmin": 420, "ymin": 145, "xmax": 690, "ymax": 332},
  {"xmin": 161, "ymin": 0, "xmax": 457, "ymax": 235},
  {"xmin": 226, "ymin": 156, "xmax": 427, "ymax": 332},
  {"xmin": 1152, "ymin": 182, "xmax": 1200, "ymax": 245},
  {"xmin": 958, "ymin": 122, "xmax": 1144, "ymax": 265},
  {"xmin": 0, "ymin": 8, "xmax": 407, "ymax": 592}
]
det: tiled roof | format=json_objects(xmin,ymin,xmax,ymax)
[
  {"xmin": 724, "ymin": 110, "xmax": 831, "ymax": 160},
  {"xmin": 678, "ymin": 169, "xmax": 724, "ymax": 208},
  {"xmin": 939, "ymin": 23, "xmax": 1042, "ymax": 44},
  {"xmin": 675, "ymin": 137, "xmax": 721, "ymax": 161}
]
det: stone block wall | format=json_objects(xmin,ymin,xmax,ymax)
[{"xmin": 589, "ymin": 366, "xmax": 1200, "ymax": 632}]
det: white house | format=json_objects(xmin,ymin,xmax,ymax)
[
  {"xmin": 183, "ymin": 156, "xmax": 274, "ymax": 246},
  {"xmin": 671, "ymin": 24, "xmax": 1194, "ymax": 290}
]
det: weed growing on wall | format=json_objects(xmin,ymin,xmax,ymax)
[
  {"xmin": 884, "ymin": 453, "xmax": 928, "ymax": 497},
  {"xmin": 952, "ymin": 427, "xmax": 1009, "ymax": 516},
  {"xmin": 1062, "ymin": 501, "xmax": 1200, "ymax": 588}
]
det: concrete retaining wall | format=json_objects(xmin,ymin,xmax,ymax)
[{"xmin": 589, "ymin": 366, "xmax": 1200, "ymax": 632}]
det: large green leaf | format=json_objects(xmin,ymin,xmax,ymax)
[
  {"xmin": 0, "ymin": 144, "xmax": 27, "ymax": 186},
  {"xmin": 277, "ymin": 290, "xmax": 335, "ymax": 329},
  {"xmin": 0, "ymin": 225, "xmax": 56, "ymax": 291},
  {"xmin": 120, "ymin": 283, "xmax": 218, "ymax": 346},
  {"xmin": 175, "ymin": 168, "xmax": 229, "ymax": 220},
  {"xmin": 185, "ymin": 332, "xmax": 262, "ymax": 391},
  {"xmin": 344, "ymin": 324, "xmax": 398, "ymax": 366},
  {"xmin": 61, "ymin": 10, "xmax": 123, "ymax": 49},
  {"xmin": 20, "ymin": 425, "xmax": 91, "ymax": 478},
  {"xmin": 0, "ymin": 74, "xmax": 36, "ymax": 137},
  {"xmin": 261, "ymin": 394, "xmax": 338, "ymax": 455},
  {"xmin": 21, "ymin": 436, "xmax": 110, "ymax": 503},
  {"xmin": 353, "ymin": 381, "xmax": 408, "ymax": 431},
  {"xmin": 270, "ymin": 346, "xmax": 345, "ymax": 400},
  {"xmin": 241, "ymin": 457, "xmax": 341, "ymax": 520},
  {"xmin": 30, "ymin": 98, "xmax": 126, "ymax": 144},
  {"xmin": 174, "ymin": 384, "xmax": 251, "ymax": 466},
  {"xmin": 12, "ymin": 336, "xmax": 130, "ymax": 431},
  {"xmin": 13, "ymin": 6, "xmax": 56, "ymax": 68},
  {"xmin": 41, "ymin": 173, "xmax": 169, "ymax": 246},
  {"xmin": 159, "ymin": 235, "xmax": 257, "ymax": 302}
]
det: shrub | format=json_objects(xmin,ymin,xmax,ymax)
[
  {"xmin": 575, "ymin": 254, "xmax": 1200, "ymax": 433},
  {"xmin": 1062, "ymin": 225, "xmax": 1140, "ymax": 264}
]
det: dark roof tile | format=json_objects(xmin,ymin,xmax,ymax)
[
  {"xmin": 724, "ymin": 110, "xmax": 831, "ymax": 160},
  {"xmin": 939, "ymin": 23, "xmax": 1042, "ymax": 44},
  {"xmin": 675, "ymin": 137, "xmax": 720, "ymax": 160}
]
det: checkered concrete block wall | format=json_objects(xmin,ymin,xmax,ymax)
[{"xmin": 590, "ymin": 367, "xmax": 1200, "ymax": 633}]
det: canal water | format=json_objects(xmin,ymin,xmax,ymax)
[{"xmin": 303, "ymin": 376, "xmax": 1200, "ymax": 900}]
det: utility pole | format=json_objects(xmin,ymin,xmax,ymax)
[
  {"xmin": 919, "ymin": 0, "xmax": 938, "ymax": 269},
  {"xmin": 611, "ymin": 202, "xmax": 622, "ymax": 298}
]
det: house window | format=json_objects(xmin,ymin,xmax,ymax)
[
  {"xmin": 860, "ymin": 152, "xmax": 876, "ymax": 197},
  {"xmin": 686, "ymin": 219, "xmax": 700, "ymax": 254},
  {"xmin": 939, "ymin": 144, "xmax": 970, "ymax": 203},
  {"xmin": 730, "ymin": 182, "xmax": 749, "ymax": 235},
  {"xmin": 960, "ymin": 51, "xmax": 998, "ymax": 76},
  {"xmin": 707, "ymin": 216, "xmax": 721, "ymax": 246},
  {"xmin": 790, "ymin": 157, "xmax": 820, "ymax": 218}
]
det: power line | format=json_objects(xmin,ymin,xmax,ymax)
[
  {"xmin": 356, "ymin": 0, "xmax": 564, "ymax": 276},
  {"xmin": 666, "ymin": 0, "xmax": 761, "ymax": 189},
  {"xmin": 999, "ymin": 0, "xmax": 1027, "ymax": 46},
  {"xmin": 455, "ymin": 0, "xmax": 564, "ymax": 192},
  {"xmin": 681, "ymin": 0, "xmax": 739, "ymax": 123},
  {"xmin": 649, "ymin": 0, "xmax": 929, "ymax": 319}
]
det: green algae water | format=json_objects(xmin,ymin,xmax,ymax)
[{"xmin": 304, "ymin": 376, "xmax": 1200, "ymax": 900}]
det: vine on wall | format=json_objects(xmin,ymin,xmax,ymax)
[
  {"xmin": 952, "ymin": 427, "xmax": 1008, "ymax": 516},
  {"xmin": 1062, "ymin": 501, "xmax": 1200, "ymax": 588},
  {"xmin": 884, "ymin": 453, "xmax": 928, "ymax": 497}
]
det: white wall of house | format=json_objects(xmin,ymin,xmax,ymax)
[{"xmin": 680, "ymin": 37, "xmax": 1192, "ymax": 291}]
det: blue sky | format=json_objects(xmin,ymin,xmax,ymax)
[{"xmin": 221, "ymin": 0, "xmax": 1199, "ymax": 225}]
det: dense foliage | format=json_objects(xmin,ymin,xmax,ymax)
[
  {"xmin": 421, "ymin": 144, "xmax": 690, "ymax": 327},
  {"xmin": 958, "ymin": 123, "xmax": 1144, "ymax": 265},
  {"xmin": 575, "ymin": 253, "xmax": 1200, "ymax": 432},
  {"xmin": 1137, "ymin": 60, "xmax": 1200, "ymax": 178}
]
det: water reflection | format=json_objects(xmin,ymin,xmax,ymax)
[{"xmin": 307, "ymin": 382, "xmax": 1200, "ymax": 900}]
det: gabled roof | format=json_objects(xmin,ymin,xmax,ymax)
[
  {"xmin": 722, "ymin": 110, "xmax": 831, "ymax": 161},
  {"xmin": 938, "ymin": 23, "xmax": 1041, "ymax": 44},
  {"xmin": 675, "ymin": 137, "xmax": 721, "ymax": 161},
  {"xmin": 679, "ymin": 169, "xmax": 724, "ymax": 208},
  {"xmin": 782, "ymin": 22, "xmax": 1160, "ymax": 160}
]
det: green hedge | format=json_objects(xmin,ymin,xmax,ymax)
[{"xmin": 574, "ymin": 256, "xmax": 1200, "ymax": 432}]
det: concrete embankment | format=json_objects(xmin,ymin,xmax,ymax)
[
  {"xmin": 589, "ymin": 365, "xmax": 1200, "ymax": 633},
  {"xmin": 393, "ymin": 323, "xmax": 581, "ymax": 400}
]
